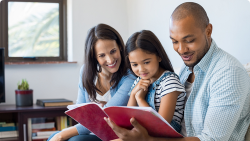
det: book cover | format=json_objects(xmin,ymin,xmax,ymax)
[
  {"xmin": 65, "ymin": 103, "xmax": 118, "ymax": 141},
  {"xmin": 36, "ymin": 99, "xmax": 73, "ymax": 107},
  {"xmin": 65, "ymin": 103, "xmax": 183, "ymax": 141}
]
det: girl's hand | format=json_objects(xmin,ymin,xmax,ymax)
[
  {"xmin": 131, "ymin": 79, "xmax": 151, "ymax": 96},
  {"xmin": 135, "ymin": 89, "xmax": 148, "ymax": 101}
]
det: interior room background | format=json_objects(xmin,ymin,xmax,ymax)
[{"xmin": 3, "ymin": 0, "xmax": 250, "ymax": 105}]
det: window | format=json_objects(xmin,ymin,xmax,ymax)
[{"xmin": 0, "ymin": 0, "xmax": 67, "ymax": 62}]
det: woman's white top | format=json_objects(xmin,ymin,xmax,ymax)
[{"xmin": 95, "ymin": 78, "xmax": 111, "ymax": 102}]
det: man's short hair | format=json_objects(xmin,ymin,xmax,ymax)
[{"xmin": 171, "ymin": 2, "xmax": 209, "ymax": 31}]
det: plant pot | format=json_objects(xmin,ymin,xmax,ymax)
[{"xmin": 15, "ymin": 89, "xmax": 33, "ymax": 107}]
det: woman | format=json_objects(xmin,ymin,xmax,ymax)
[{"xmin": 48, "ymin": 23, "xmax": 136, "ymax": 141}]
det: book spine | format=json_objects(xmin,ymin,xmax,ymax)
[
  {"xmin": 1, "ymin": 123, "xmax": 15, "ymax": 127},
  {"xmin": 60, "ymin": 116, "xmax": 64, "ymax": 130},
  {"xmin": 32, "ymin": 122, "xmax": 55, "ymax": 130},
  {"xmin": 0, "ymin": 126, "xmax": 17, "ymax": 132},
  {"xmin": 36, "ymin": 100, "xmax": 44, "ymax": 106},
  {"xmin": 28, "ymin": 118, "xmax": 32, "ymax": 141},
  {"xmin": 56, "ymin": 117, "xmax": 61, "ymax": 131},
  {"xmin": 0, "ymin": 131, "xmax": 18, "ymax": 138}
]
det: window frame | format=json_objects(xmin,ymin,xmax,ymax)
[{"xmin": 0, "ymin": 0, "xmax": 67, "ymax": 62}]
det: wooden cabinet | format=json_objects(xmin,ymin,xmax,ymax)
[{"xmin": 0, "ymin": 105, "xmax": 76, "ymax": 141}]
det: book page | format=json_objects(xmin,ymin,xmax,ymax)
[
  {"xmin": 67, "ymin": 102, "xmax": 102, "ymax": 111},
  {"xmin": 106, "ymin": 106, "xmax": 174, "ymax": 130}
]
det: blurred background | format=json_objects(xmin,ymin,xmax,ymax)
[{"xmin": 3, "ymin": 0, "xmax": 250, "ymax": 105}]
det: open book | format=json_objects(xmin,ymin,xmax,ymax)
[{"xmin": 65, "ymin": 103, "xmax": 183, "ymax": 141}]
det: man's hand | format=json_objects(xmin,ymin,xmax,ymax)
[
  {"xmin": 110, "ymin": 139, "xmax": 122, "ymax": 141},
  {"xmin": 104, "ymin": 117, "xmax": 151, "ymax": 141}
]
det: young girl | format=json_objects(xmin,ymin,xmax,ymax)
[{"xmin": 125, "ymin": 30, "xmax": 185, "ymax": 133}]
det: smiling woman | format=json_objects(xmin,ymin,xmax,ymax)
[{"xmin": 47, "ymin": 23, "xmax": 136, "ymax": 141}]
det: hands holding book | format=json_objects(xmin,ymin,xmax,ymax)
[
  {"xmin": 98, "ymin": 101, "xmax": 107, "ymax": 108},
  {"xmin": 105, "ymin": 117, "xmax": 151, "ymax": 141}
]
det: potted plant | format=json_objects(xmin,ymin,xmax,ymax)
[{"xmin": 15, "ymin": 79, "xmax": 33, "ymax": 107}]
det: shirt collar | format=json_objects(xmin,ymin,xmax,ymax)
[
  {"xmin": 196, "ymin": 39, "xmax": 217, "ymax": 72},
  {"xmin": 184, "ymin": 39, "xmax": 217, "ymax": 73}
]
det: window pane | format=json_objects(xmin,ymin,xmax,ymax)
[{"xmin": 8, "ymin": 2, "xmax": 59, "ymax": 57}]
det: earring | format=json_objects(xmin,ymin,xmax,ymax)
[{"xmin": 97, "ymin": 63, "xmax": 102, "ymax": 72}]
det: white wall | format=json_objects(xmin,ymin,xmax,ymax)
[
  {"xmin": 3, "ymin": 0, "xmax": 129, "ymax": 105},
  {"xmin": 126, "ymin": 0, "xmax": 250, "ymax": 70},
  {"xmin": 3, "ymin": 0, "xmax": 250, "ymax": 105}
]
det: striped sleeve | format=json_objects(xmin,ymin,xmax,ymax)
[{"xmin": 160, "ymin": 74, "xmax": 185, "ymax": 98}]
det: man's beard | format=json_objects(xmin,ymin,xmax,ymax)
[{"xmin": 185, "ymin": 36, "xmax": 210, "ymax": 67}]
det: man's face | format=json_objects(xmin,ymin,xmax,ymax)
[{"xmin": 169, "ymin": 16, "xmax": 210, "ymax": 67}]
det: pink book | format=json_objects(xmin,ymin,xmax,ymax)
[{"xmin": 65, "ymin": 103, "xmax": 183, "ymax": 141}]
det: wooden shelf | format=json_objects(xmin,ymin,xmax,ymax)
[
  {"xmin": 0, "ymin": 137, "xmax": 18, "ymax": 141},
  {"xmin": 0, "ymin": 104, "xmax": 76, "ymax": 141}
]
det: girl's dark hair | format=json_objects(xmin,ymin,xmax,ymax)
[
  {"xmin": 125, "ymin": 30, "xmax": 174, "ymax": 75},
  {"xmin": 82, "ymin": 23, "xmax": 127, "ymax": 102}
]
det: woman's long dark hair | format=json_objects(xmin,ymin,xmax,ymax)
[
  {"xmin": 82, "ymin": 23, "xmax": 127, "ymax": 102},
  {"xmin": 125, "ymin": 30, "xmax": 174, "ymax": 76}
]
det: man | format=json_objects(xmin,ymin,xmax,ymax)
[{"xmin": 105, "ymin": 2, "xmax": 250, "ymax": 141}]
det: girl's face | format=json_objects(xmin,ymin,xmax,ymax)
[
  {"xmin": 94, "ymin": 39, "xmax": 121, "ymax": 75},
  {"xmin": 128, "ymin": 48, "xmax": 162, "ymax": 80}
]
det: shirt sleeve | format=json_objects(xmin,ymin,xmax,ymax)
[
  {"xmin": 127, "ymin": 77, "xmax": 140, "ymax": 96},
  {"xmin": 74, "ymin": 65, "xmax": 92, "ymax": 135},
  {"xmin": 103, "ymin": 71, "xmax": 137, "ymax": 108},
  {"xmin": 160, "ymin": 73, "xmax": 185, "ymax": 98},
  {"xmin": 75, "ymin": 65, "xmax": 87, "ymax": 104},
  {"xmin": 196, "ymin": 66, "xmax": 250, "ymax": 141}
]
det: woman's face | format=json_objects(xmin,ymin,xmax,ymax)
[{"xmin": 94, "ymin": 39, "xmax": 121, "ymax": 74}]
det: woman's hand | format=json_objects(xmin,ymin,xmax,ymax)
[
  {"xmin": 49, "ymin": 127, "xmax": 79, "ymax": 141},
  {"xmin": 98, "ymin": 101, "xmax": 107, "ymax": 107},
  {"xmin": 49, "ymin": 132, "xmax": 64, "ymax": 141}
]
